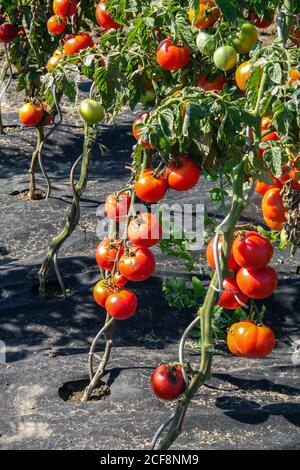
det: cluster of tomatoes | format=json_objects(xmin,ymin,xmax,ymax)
[{"xmin": 19, "ymin": 100, "xmax": 53, "ymax": 127}]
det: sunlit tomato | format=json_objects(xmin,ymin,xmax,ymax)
[
  {"xmin": 93, "ymin": 279, "xmax": 114, "ymax": 308},
  {"xmin": 213, "ymin": 46, "xmax": 237, "ymax": 72},
  {"xmin": 233, "ymin": 22, "xmax": 258, "ymax": 54},
  {"xmin": 19, "ymin": 103, "xmax": 44, "ymax": 127},
  {"xmin": 263, "ymin": 215, "xmax": 284, "ymax": 231},
  {"xmin": 156, "ymin": 38, "xmax": 190, "ymax": 71},
  {"xmin": 41, "ymin": 103, "xmax": 54, "ymax": 126},
  {"xmin": 206, "ymin": 237, "xmax": 239, "ymax": 272},
  {"xmin": 53, "ymin": 0, "xmax": 77, "ymax": 17},
  {"xmin": 262, "ymin": 187, "xmax": 287, "ymax": 221},
  {"xmin": 95, "ymin": 238, "xmax": 124, "ymax": 271},
  {"xmin": 196, "ymin": 73, "xmax": 226, "ymax": 92},
  {"xmin": 236, "ymin": 266, "xmax": 278, "ymax": 299},
  {"xmin": 105, "ymin": 289, "xmax": 138, "ymax": 320},
  {"xmin": 104, "ymin": 191, "xmax": 131, "ymax": 221},
  {"xmin": 188, "ymin": 0, "xmax": 220, "ymax": 29},
  {"xmin": 262, "ymin": 131, "xmax": 279, "ymax": 143},
  {"xmin": 196, "ymin": 31, "xmax": 216, "ymax": 56},
  {"xmin": 290, "ymin": 69, "xmax": 300, "ymax": 86},
  {"xmin": 151, "ymin": 364, "xmax": 186, "ymax": 400},
  {"xmin": 232, "ymin": 231, "xmax": 273, "ymax": 270},
  {"xmin": 0, "ymin": 23, "xmax": 18, "ymax": 43},
  {"xmin": 235, "ymin": 61, "xmax": 252, "ymax": 92},
  {"xmin": 79, "ymin": 99, "xmax": 104, "ymax": 124},
  {"xmin": 132, "ymin": 112, "xmax": 152, "ymax": 149},
  {"xmin": 227, "ymin": 321, "xmax": 275, "ymax": 358},
  {"xmin": 134, "ymin": 170, "xmax": 167, "ymax": 203},
  {"xmin": 113, "ymin": 272, "xmax": 128, "ymax": 289},
  {"xmin": 96, "ymin": 0, "xmax": 120, "ymax": 30},
  {"xmin": 167, "ymin": 156, "xmax": 201, "ymax": 192},
  {"xmin": 279, "ymin": 163, "xmax": 300, "ymax": 190},
  {"xmin": 249, "ymin": 10, "xmax": 274, "ymax": 29},
  {"xmin": 119, "ymin": 247, "xmax": 155, "ymax": 282},
  {"xmin": 218, "ymin": 276, "xmax": 249, "ymax": 310},
  {"xmin": 46, "ymin": 55, "xmax": 62, "ymax": 72},
  {"xmin": 64, "ymin": 32, "xmax": 94, "ymax": 55},
  {"xmin": 255, "ymin": 176, "xmax": 281, "ymax": 196},
  {"xmin": 290, "ymin": 24, "xmax": 300, "ymax": 45},
  {"xmin": 47, "ymin": 15, "xmax": 67, "ymax": 34},
  {"xmin": 128, "ymin": 212, "xmax": 162, "ymax": 248}
]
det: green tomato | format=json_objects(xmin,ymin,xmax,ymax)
[
  {"xmin": 233, "ymin": 22, "xmax": 258, "ymax": 54},
  {"xmin": 213, "ymin": 46, "xmax": 237, "ymax": 72},
  {"xmin": 79, "ymin": 99, "xmax": 105, "ymax": 124},
  {"xmin": 140, "ymin": 88, "xmax": 156, "ymax": 107},
  {"xmin": 196, "ymin": 31, "xmax": 216, "ymax": 56}
]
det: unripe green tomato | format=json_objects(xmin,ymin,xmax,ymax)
[
  {"xmin": 233, "ymin": 22, "xmax": 258, "ymax": 54},
  {"xmin": 140, "ymin": 88, "xmax": 156, "ymax": 107},
  {"xmin": 196, "ymin": 31, "xmax": 216, "ymax": 56},
  {"xmin": 79, "ymin": 99, "xmax": 104, "ymax": 124},
  {"xmin": 213, "ymin": 46, "xmax": 237, "ymax": 71}
]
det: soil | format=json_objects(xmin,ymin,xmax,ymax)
[
  {"xmin": 59, "ymin": 380, "xmax": 110, "ymax": 403},
  {"xmin": 10, "ymin": 189, "xmax": 46, "ymax": 200}
]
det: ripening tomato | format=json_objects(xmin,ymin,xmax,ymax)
[
  {"xmin": 105, "ymin": 191, "xmax": 131, "ymax": 221},
  {"xmin": 79, "ymin": 99, "xmax": 104, "ymax": 124},
  {"xmin": 233, "ymin": 22, "xmax": 258, "ymax": 54},
  {"xmin": 167, "ymin": 156, "xmax": 201, "ymax": 192},
  {"xmin": 96, "ymin": 0, "xmax": 120, "ymax": 30},
  {"xmin": 263, "ymin": 215, "xmax": 284, "ymax": 231},
  {"xmin": 46, "ymin": 55, "xmax": 62, "ymax": 72},
  {"xmin": 53, "ymin": 0, "xmax": 77, "ymax": 17},
  {"xmin": 279, "ymin": 163, "xmax": 300, "ymax": 190},
  {"xmin": 119, "ymin": 247, "xmax": 156, "ymax": 282},
  {"xmin": 156, "ymin": 38, "xmax": 190, "ymax": 71},
  {"xmin": 95, "ymin": 238, "xmax": 124, "ymax": 271},
  {"xmin": 151, "ymin": 364, "xmax": 186, "ymax": 400},
  {"xmin": 113, "ymin": 272, "xmax": 128, "ymax": 289},
  {"xmin": 249, "ymin": 10, "xmax": 274, "ymax": 29},
  {"xmin": 188, "ymin": 0, "xmax": 220, "ymax": 30},
  {"xmin": 255, "ymin": 176, "xmax": 281, "ymax": 196},
  {"xmin": 93, "ymin": 279, "xmax": 114, "ymax": 308},
  {"xmin": 262, "ymin": 187, "xmax": 287, "ymax": 222},
  {"xmin": 218, "ymin": 276, "xmax": 249, "ymax": 310},
  {"xmin": 227, "ymin": 321, "xmax": 275, "ymax": 358},
  {"xmin": 206, "ymin": 237, "xmax": 239, "ymax": 272},
  {"xmin": 196, "ymin": 73, "xmax": 227, "ymax": 92},
  {"xmin": 236, "ymin": 266, "xmax": 278, "ymax": 299},
  {"xmin": 262, "ymin": 130, "xmax": 279, "ymax": 143},
  {"xmin": 213, "ymin": 46, "xmax": 237, "ymax": 72},
  {"xmin": 232, "ymin": 231, "xmax": 273, "ymax": 270},
  {"xmin": 135, "ymin": 170, "xmax": 167, "ymax": 203},
  {"xmin": 47, "ymin": 15, "xmax": 67, "ymax": 34},
  {"xmin": 19, "ymin": 103, "xmax": 44, "ymax": 127},
  {"xmin": 64, "ymin": 32, "xmax": 94, "ymax": 55},
  {"xmin": 0, "ymin": 23, "xmax": 18, "ymax": 43},
  {"xmin": 128, "ymin": 212, "xmax": 162, "ymax": 248},
  {"xmin": 105, "ymin": 289, "xmax": 138, "ymax": 320},
  {"xmin": 235, "ymin": 61, "xmax": 252, "ymax": 92},
  {"xmin": 196, "ymin": 31, "xmax": 217, "ymax": 56},
  {"xmin": 290, "ymin": 69, "xmax": 300, "ymax": 86},
  {"xmin": 132, "ymin": 112, "xmax": 152, "ymax": 149}
]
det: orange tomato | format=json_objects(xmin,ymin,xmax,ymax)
[
  {"xmin": 188, "ymin": 0, "xmax": 220, "ymax": 29},
  {"xmin": 235, "ymin": 61, "xmax": 252, "ymax": 92}
]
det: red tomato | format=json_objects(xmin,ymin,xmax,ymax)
[
  {"xmin": 262, "ymin": 187, "xmax": 287, "ymax": 222},
  {"xmin": 151, "ymin": 364, "xmax": 186, "ymax": 400},
  {"xmin": 255, "ymin": 176, "xmax": 281, "ymax": 196},
  {"xmin": 104, "ymin": 192, "xmax": 131, "ymax": 220},
  {"xmin": 196, "ymin": 73, "xmax": 226, "ymax": 92},
  {"xmin": 134, "ymin": 170, "xmax": 167, "ymax": 203},
  {"xmin": 19, "ymin": 103, "xmax": 44, "ymax": 127},
  {"xmin": 128, "ymin": 213, "xmax": 162, "ymax": 248},
  {"xmin": 93, "ymin": 279, "xmax": 114, "ymax": 308},
  {"xmin": 167, "ymin": 156, "xmax": 201, "ymax": 192},
  {"xmin": 119, "ymin": 247, "xmax": 155, "ymax": 282},
  {"xmin": 113, "ymin": 272, "xmax": 128, "ymax": 289},
  {"xmin": 262, "ymin": 131, "xmax": 279, "ymax": 143},
  {"xmin": 236, "ymin": 266, "xmax": 278, "ymax": 299},
  {"xmin": 206, "ymin": 237, "xmax": 239, "ymax": 272},
  {"xmin": 232, "ymin": 231, "xmax": 273, "ymax": 270},
  {"xmin": 156, "ymin": 38, "xmax": 190, "ymax": 71},
  {"xmin": 0, "ymin": 23, "xmax": 18, "ymax": 43},
  {"xmin": 227, "ymin": 321, "xmax": 275, "ymax": 358},
  {"xmin": 105, "ymin": 289, "xmax": 138, "ymax": 320},
  {"xmin": 95, "ymin": 238, "xmax": 123, "ymax": 271},
  {"xmin": 279, "ymin": 164, "xmax": 300, "ymax": 190},
  {"xmin": 218, "ymin": 276, "xmax": 249, "ymax": 310},
  {"xmin": 189, "ymin": 0, "xmax": 221, "ymax": 30},
  {"xmin": 249, "ymin": 10, "xmax": 274, "ymax": 28},
  {"xmin": 47, "ymin": 15, "xmax": 67, "ymax": 35},
  {"xmin": 290, "ymin": 24, "xmax": 300, "ymax": 45},
  {"xmin": 132, "ymin": 112, "xmax": 152, "ymax": 149},
  {"xmin": 53, "ymin": 0, "xmax": 77, "ymax": 17},
  {"xmin": 235, "ymin": 61, "xmax": 252, "ymax": 92},
  {"xmin": 95, "ymin": 0, "xmax": 120, "ymax": 30},
  {"xmin": 64, "ymin": 32, "xmax": 94, "ymax": 55}
]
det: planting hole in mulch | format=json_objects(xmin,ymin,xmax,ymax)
[
  {"xmin": 58, "ymin": 379, "xmax": 111, "ymax": 403},
  {"xmin": 31, "ymin": 280, "xmax": 70, "ymax": 299},
  {"xmin": 9, "ymin": 189, "xmax": 46, "ymax": 200}
]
